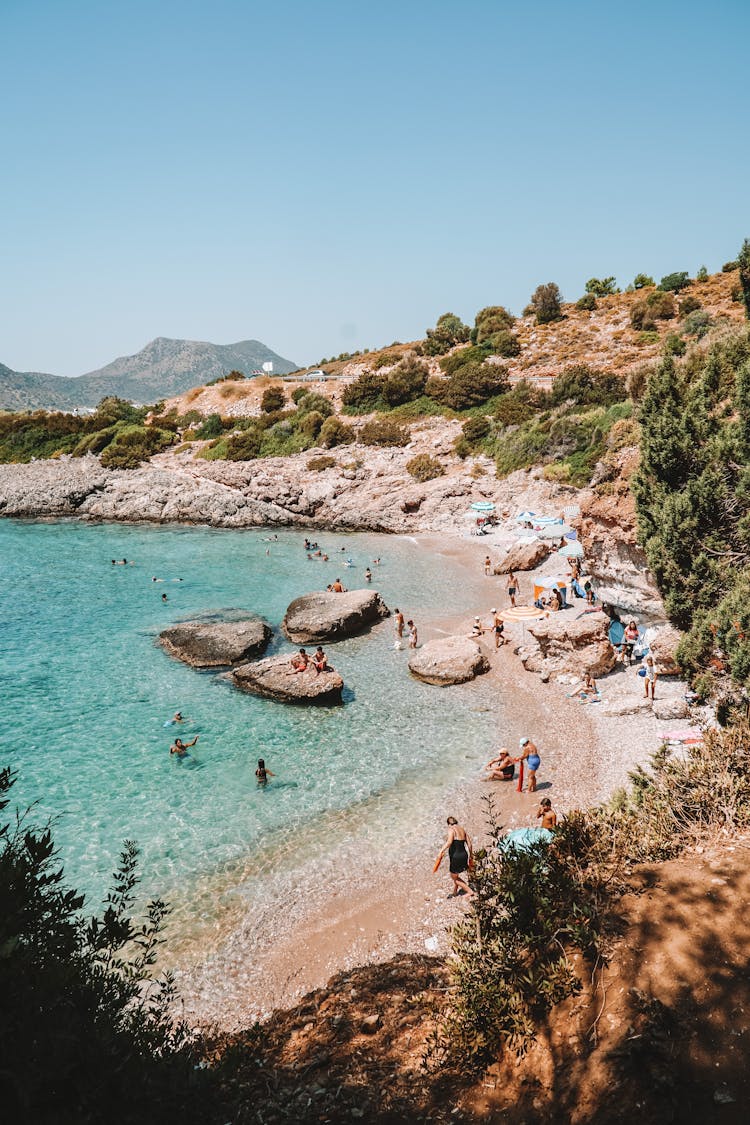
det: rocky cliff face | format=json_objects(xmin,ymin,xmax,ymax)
[{"xmin": 578, "ymin": 447, "xmax": 665, "ymax": 622}]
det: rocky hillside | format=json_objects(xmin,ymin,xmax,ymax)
[{"xmin": 0, "ymin": 337, "xmax": 297, "ymax": 411}]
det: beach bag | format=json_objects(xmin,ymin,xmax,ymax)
[{"xmin": 637, "ymin": 667, "xmax": 647, "ymax": 677}]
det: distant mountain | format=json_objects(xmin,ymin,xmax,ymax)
[{"xmin": 0, "ymin": 338, "xmax": 298, "ymax": 411}]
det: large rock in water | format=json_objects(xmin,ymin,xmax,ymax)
[
  {"xmin": 159, "ymin": 614, "xmax": 272, "ymax": 667},
  {"xmin": 408, "ymin": 636, "xmax": 490, "ymax": 686},
  {"xmin": 493, "ymin": 539, "xmax": 549, "ymax": 574},
  {"xmin": 523, "ymin": 611, "xmax": 616, "ymax": 677},
  {"xmin": 232, "ymin": 655, "xmax": 344, "ymax": 705},
  {"xmin": 283, "ymin": 589, "xmax": 390, "ymax": 643}
]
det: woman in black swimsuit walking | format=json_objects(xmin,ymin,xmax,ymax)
[{"xmin": 434, "ymin": 816, "xmax": 474, "ymax": 897}]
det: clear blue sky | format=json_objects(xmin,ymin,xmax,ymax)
[{"xmin": 1, "ymin": 0, "xmax": 748, "ymax": 375}]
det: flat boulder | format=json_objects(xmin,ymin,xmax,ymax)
[
  {"xmin": 159, "ymin": 613, "xmax": 271, "ymax": 668},
  {"xmin": 232, "ymin": 655, "xmax": 344, "ymax": 706},
  {"xmin": 493, "ymin": 539, "xmax": 549, "ymax": 574},
  {"xmin": 408, "ymin": 636, "xmax": 490, "ymax": 686},
  {"xmin": 524, "ymin": 610, "xmax": 616, "ymax": 677},
  {"xmin": 652, "ymin": 697, "xmax": 690, "ymax": 721},
  {"xmin": 283, "ymin": 589, "xmax": 390, "ymax": 644}
]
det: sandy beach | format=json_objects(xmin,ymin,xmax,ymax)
[{"xmin": 172, "ymin": 532, "xmax": 695, "ymax": 1031}]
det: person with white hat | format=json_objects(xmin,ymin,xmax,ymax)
[
  {"xmin": 491, "ymin": 607, "xmax": 505, "ymax": 649},
  {"xmin": 470, "ymin": 615, "xmax": 485, "ymax": 638}
]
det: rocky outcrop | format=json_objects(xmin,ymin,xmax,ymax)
[
  {"xmin": 648, "ymin": 624, "xmax": 683, "ymax": 676},
  {"xmin": 283, "ymin": 590, "xmax": 389, "ymax": 643},
  {"xmin": 408, "ymin": 636, "xmax": 490, "ymax": 686},
  {"xmin": 159, "ymin": 614, "xmax": 271, "ymax": 667},
  {"xmin": 523, "ymin": 611, "xmax": 616, "ymax": 677},
  {"xmin": 232, "ymin": 656, "xmax": 344, "ymax": 705},
  {"xmin": 652, "ymin": 697, "xmax": 690, "ymax": 721},
  {"xmin": 493, "ymin": 539, "xmax": 549, "ymax": 574},
  {"xmin": 578, "ymin": 449, "xmax": 665, "ymax": 622}
]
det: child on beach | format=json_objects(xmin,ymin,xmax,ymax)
[
  {"xmin": 407, "ymin": 619, "xmax": 418, "ymax": 648},
  {"xmin": 536, "ymin": 797, "xmax": 557, "ymax": 829},
  {"xmin": 643, "ymin": 656, "xmax": 658, "ymax": 699}
]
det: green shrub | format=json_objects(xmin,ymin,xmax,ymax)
[
  {"xmin": 576, "ymin": 293, "xmax": 597, "ymax": 311},
  {"xmin": 359, "ymin": 418, "xmax": 410, "ymax": 446},
  {"xmin": 341, "ymin": 370, "xmax": 386, "ymax": 412},
  {"xmin": 664, "ymin": 333, "xmax": 687, "ymax": 356},
  {"xmin": 295, "ymin": 391, "xmax": 333, "ymax": 419},
  {"xmin": 461, "ymin": 415, "xmax": 492, "ymax": 445},
  {"xmin": 550, "ymin": 365, "xmax": 626, "ymax": 407},
  {"xmin": 224, "ymin": 429, "xmax": 263, "ymax": 460},
  {"xmin": 291, "ymin": 386, "xmax": 309, "ymax": 405},
  {"xmin": 472, "ymin": 305, "xmax": 515, "ymax": 346},
  {"xmin": 381, "ymin": 356, "xmax": 429, "ymax": 406},
  {"xmin": 371, "ymin": 351, "xmax": 399, "ymax": 370},
  {"xmin": 585, "ymin": 276, "xmax": 618, "ymax": 297},
  {"xmin": 297, "ymin": 410, "xmax": 325, "ymax": 439},
  {"xmin": 723, "ymin": 260, "xmax": 740, "ymax": 272},
  {"xmin": 406, "ymin": 453, "xmax": 445, "ymax": 482},
  {"xmin": 484, "ymin": 329, "xmax": 521, "ymax": 357},
  {"xmin": 194, "ymin": 413, "xmax": 224, "ymax": 439},
  {"xmin": 261, "ymin": 386, "xmax": 286, "ymax": 412},
  {"xmin": 739, "ymin": 239, "xmax": 750, "ymax": 320},
  {"xmin": 679, "ymin": 295, "xmax": 701, "ymax": 316},
  {"xmin": 431, "ymin": 362, "xmax": 509, "ymax": 411},
  {"xmin": 633, "ymin": 273, "xmax": 655, "ymax": 289},
  {"xmin": 529, "ymin": 282, "xmax": 563, "ymax": 324},
  {"xmin": 631, "ymin": 289, "xmax": 675, "ymax": 328},
  {"xmin": 659, "ymin": 271, "xmax": 690, "ymax": 292},
  {"xmin": 683, "ymin": 309, "xmax": 711, "ymax": 337},
  {"xmin": 100, "ymin": 425, "xmax": 174, "ymax": 469},
  {"xmin": 696, "ymin": 265, "xmax": 709, "ymax": 282},
  {"xmin": 307, "ymin": 455, "xmax": 337, "ymax": 471},
  {"xmin": 206, "ymin": 368, "xmax": 245, "ymax": 385},
  {"xmin": 422, "ymin": 312, "xmax": 471, "ymax": 356},
  {"xmin": 319, "ymin": 415, "xmax": 355, "ymax": 447}
]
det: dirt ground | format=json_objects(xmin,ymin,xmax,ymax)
[{"xmin": 209, "ymin": 834, "xmax": 750, "ymax": 1124}]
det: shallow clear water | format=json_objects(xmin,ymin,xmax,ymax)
[{"xmin": 1, "ymin": 519, "xmax": 495, "ymax": 936}]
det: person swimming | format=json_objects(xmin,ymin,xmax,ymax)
[
  {"xmin": 255, "ymin": 758, "xmax": 275, "ymax": 785},
  {"xmin": 170, "ymin": 735, "xmax": 199, "ymax": 756}
]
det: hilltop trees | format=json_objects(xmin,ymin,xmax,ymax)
[
  {"xmin": 422, "ymin": 312, "xmax": 470, "ymax": 356},
  {"xmin": 585, "ymin": 277, "xmax": 619, "ymax": 297},
  {"xmin": 739, "ymin": 238, "xmax": 750, "ymax": 320},
  {"xmin": 528, "ymin": 283, "xmax": 563, "ymax": 324}
]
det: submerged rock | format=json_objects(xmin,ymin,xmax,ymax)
[
  {"xmin": 408, "ymin": 636, "xmax": 490, "ymax": 686},
  {"xmin": 159, "ymin": 614, "xmax": 272, "ymax": 667},
  {"xmin": 283, "ymin": 589, "xmax": 390, "ymax": 644},
  {"xmin": 232, "ymin": 655, "xmax": 344, "ymax": 705}
]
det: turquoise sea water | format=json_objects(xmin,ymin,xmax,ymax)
[{"xmin": 1, "ymin": 519, "xmax": 495, "ymax": 938}]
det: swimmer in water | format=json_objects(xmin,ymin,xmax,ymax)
[
  {"xmin": 170, "ymin": 735, "xmax": 199, "ymax": 756},
  {"xmin": 172, "ymin": 711, "xmax": 184, "ymax": 722},
  {"xmin": 161, "ymin": 592, "xmax": 168, "ymax": 602},
  {"xmin": 255, "ymin": 758, "xmax": 275, "ymax": 785},
  {"xmin": 364, "ymin": 567, "xmax": 372, "ymax": 582}
]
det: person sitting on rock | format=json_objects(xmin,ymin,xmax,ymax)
[
  {"xmin": 331, "ymin": 577, "xmax": 346, "ymax": 593},
  {"xmin": 313, "ymin": 646, "xmax": 331, "ymax": 674},
  {"xmin": 291, "ymin": 648, "xmax": 310, "ymax": 673},
  {"xmin": 470, "ymin": 616, "xmax": 484, "ymax": 637}
]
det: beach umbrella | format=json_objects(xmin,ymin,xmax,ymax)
[
  {"xmin": 515, "ymin": 510, "xmax": 537, "ymax": 522},
  {"xmin": 471, "ymin": 501, "xmax": 496, "ymax": 512},
  {"xmin": 499, "ymin": 605, "xmax": 546, "ymax": 623},
  {"xmin": 558, "ymin": 541, "xmax": 584, "ymax": 559},
  {"xmin": 536, "ymin": 523, "xmax": 574, "ymax": 539}
]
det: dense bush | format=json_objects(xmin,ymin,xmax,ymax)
[
  {"xmin": 664, "ymin": 333, "xmax": 687, "ymax": 356},
  {"xmin": 492, "ymin": 381, "xmax": 549, "ymax": 426},
  {"xmin": 422, "ymin": 312, "xmax": 470, "ymax": 356},
  {"xmin": 471, "ymin": 305, "xmax": 515, "ymax": 346},
  {"xmin": 528, "ymin": 282, "xmax": 563, "ymax": 324},
  {"xmin": 678, "ymin": 295, "xmax": 701, "ymax": 317},
  {"xmin": 359, "ymin": 418, "xmax": 410, "ymax": 446},
  {"xmin": 576, "ymin": 293, "xmax": 597, "ymax": 311},
  {"xmin": 430, "ymin": 363, "xmax": 509, "ymax": 411},
  {"xmin": 370, "ymin": 351, "xmax": 399, "ymax": 370},
  {"xmin": 723, "ymin": 260, "xmax": 740, "ymax": 272},
  {"xmin": 549, "ymin": 364, "xmax": 627, "ymax": 407},
  {"xmin": 381, "ymin": 356, "xmax": 429, "ymax": 407},
  {"xmin": 295, "ymin": 391, "xmax": 333, "ymax": 420},
  {"xmin": 630, "ymin": 289, "xmax": 675, "ymax": 330},
  {"xmin": 683, "ymin": 309, "xmax": 711, "ymax": 337},
  {"xmin": 297, "ymin": 410, "xmax": 325, "ymax": 439},
  {"xmin": 633, "ymin": 273, "xmax": 655, "ymax": 289},
  {"xmin": 319, "ymin": 415, "xmax": 355, "ymax": 447},
  {"xmin": 100, "ymin": 425, "xmax": 174, "ymax": 470},
  {"xmin": 291, "ymin": 386, "xmax": 309, "ymax": 405},
  {"xmin": 341, "ymin": 370, "xmax": 385, "ymax": 412},
  {"xmin": 194, "ymin": 413, "xmax": 224, "ymax": 439},
  {"xmin": 406, "ymin": 454, "xmax": 445, "ymax": 482},
  {"xmin": 584, "ymin": 276, "xmax": 618, "ymax": 297},
  {"xmin": 224, "ymin": 429, "xmax": 263, "ymax": 460},
  {"xmin": 260, "ymin": 386, "xmax": 286, "ymax": 413},
  {"xmin": 0, "ymin": 767, "xmax": 211, "ymax": 1124},
  {"xmin": 659, "ymin": 271, "xmax": 690, "ymax": 292}
]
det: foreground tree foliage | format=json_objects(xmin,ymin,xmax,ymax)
[{"xmin": 0, "ymin": 768, "xmax": 212, "ymax": 1124}]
